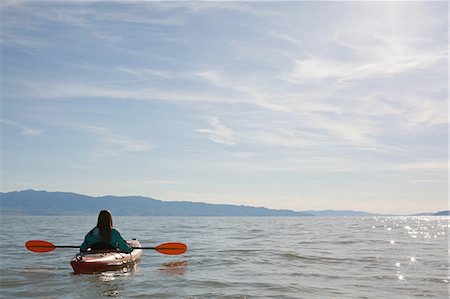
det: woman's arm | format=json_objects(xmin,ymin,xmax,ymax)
[
  {"xmin": 79, "ymin": 228, "xmax": 97, "ymax": 252},
  {"xmin": 111, "ymin": 229, "xmax": 133, "ymax": 253},
  {"xmin": 80, "ymin": 232, "xmax": 93, "ymax": 252}
]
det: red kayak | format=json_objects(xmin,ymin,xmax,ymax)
[{"xmin": 70, "ymin": 240, "xmax": 142, "ymax": 274}]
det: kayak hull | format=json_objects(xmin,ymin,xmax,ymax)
[{"xmin": 70, "ymin": 239, "xmax": 142, "ymax": 274}]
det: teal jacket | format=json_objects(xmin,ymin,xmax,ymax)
[{"xmin": 80, "ymin": 227, "xmax": 133, "ymax": 253}]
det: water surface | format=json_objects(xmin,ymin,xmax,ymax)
[{"xmin": 0, "ymin": 216, "xmax": 448, "ymax": 298}]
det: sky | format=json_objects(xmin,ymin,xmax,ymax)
[{"xmin": 1, "ymin": 1, "xmax": 448, "ymax": 214}]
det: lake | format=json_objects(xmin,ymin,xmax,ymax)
[{"xmin": 0, "ymin": 216, "xmax": 448, "ymax": 298}]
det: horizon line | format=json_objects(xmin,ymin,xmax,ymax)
[{"xmin": 1, "ymin": 189, "xmax": 447, "ymax": 216}]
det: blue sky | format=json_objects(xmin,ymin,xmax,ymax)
[{"xmin": 1, "ymin": 1, "xmax": 447, "ymax": 214}]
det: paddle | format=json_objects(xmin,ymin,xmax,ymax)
[
  {"xmin": 137, "ymin": 242, "xmax": 187, "ymax": 255},
  {"xmin": 25, "ymin": 240, "xmax": 187, "ymax": 255}
]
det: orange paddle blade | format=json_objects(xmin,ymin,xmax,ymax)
[
  {"xmin": 26, "ymin": 240, "xmax": 56, "ymax": 253},
  {"xmin": 155, "ymin": 242, "xmax": 187, "ymax": 255}
]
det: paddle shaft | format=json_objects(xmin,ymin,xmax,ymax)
[
  {"xmin": 135, "ymin": 247, "xmax": 158, "ymax": 250},
  {"xmin": 54, "ymin": 245, "xmax": 80, "ymax": 248},
  {"xmin": 30, "ymin": 245, "xmax": 80, "ymax": 249},
  {"xmin": 26, "ymin": 240, "xmax": 187, "ymax": 255},
  {"xmin": 31, "ymin": 245, "xmax": 165, "ymax": 250}
]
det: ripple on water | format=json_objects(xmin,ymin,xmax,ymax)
[{"xmin": 1, "ymin": 216, "xmax": 449, "ymax": 298}]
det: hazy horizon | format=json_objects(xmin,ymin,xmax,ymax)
[
  {"xmin": 1, "ymin": 1, "xmax": 448, "ymax": 215},
  {"xmin": 2, "ymin": 188, "xmax": 448, "ymax": 216}
]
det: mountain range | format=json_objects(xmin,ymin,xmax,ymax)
[
  {"xmin": 0, "ymin": 190, "xmax": 313, "ymax": 216},
  {"xmin": 0, "ymin": 190, "xmax": 447, "ymax": 217}
]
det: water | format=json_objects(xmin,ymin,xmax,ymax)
[{"xmin": 0, "ymin": 216, "xmax": 448, "ymax": 298}]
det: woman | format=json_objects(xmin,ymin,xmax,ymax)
[{"xmin": 80, "ymin": 210, "xmax": 133, "ymax": 253}]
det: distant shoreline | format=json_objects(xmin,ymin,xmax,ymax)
[{"xmin": 1, "ymin": 190, "xmax": 448, "ymax": 217}]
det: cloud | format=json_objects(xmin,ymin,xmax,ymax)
[
  {"xmin": 248, "ymin": 127, "xmax": 328, "ymax": 149},
  {"xmin": 409, "ymin": 179, "xmax": 442, "ymax": 184},
  {"xmin": 16, "ymin": 80, "xmax": 240, "ymax": 104},
  {"xmin": 285, "ymin": 50, "xmax": 446, "ymax": 85},
  {"xmin": 3, "ymin": 1, "xmax": 446, "ymax": 179},
  {"xmin": 84, "ymin": 125, "xmax": 152, "ymax": 157},
  {"xmin": 195, "ymin": 71, "xmax": 382, "ymax": 148},
  {"xmin": 2, "ymin": 4, "xmax": 125, "ymax": 49},
  {"xmin": 196, "ymin": 117, "xmax": 235, "ymax": 146},
  {"xmin": 268, "ymin": 30, "xmax": 303, "ymax": 48},
  {"xmin": 117, "ymin": 66, "xmax": 185, "ymax": 79},
  {"xmin": 164, "ymin": 190, "xmax": 258, "ymax": 206},
  {"xmin": 195, "ymin": 70, "xmax": 322, "ymax": 115},
  {"xmin": 281, "ymin": 2, "xmax": 447, "ymax": 87},
  {"xmin": 392, "ymin": 161, "xmax": 448, "ymax": 172},
  {"xmin": 1, "ymin": 118, "xmax": 42, "ymax": 136},
  {"xmin": 0, "ymin": 32, "xmax": 49, "ymax": 55},
  {"xmin": 139, "ymin": 180, "xmax": 185, "ymax": 185}
]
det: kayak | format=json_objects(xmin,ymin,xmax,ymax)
[{"xmin": 70, "ymin": 239, "xmax": 142, "ymax": 274}]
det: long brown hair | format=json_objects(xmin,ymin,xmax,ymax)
[{"xmin": 96, "ymin": 210, "xmax": 113, "ymax": 242}]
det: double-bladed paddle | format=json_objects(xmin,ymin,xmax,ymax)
[{"xmin": 25, "ymin": 240, "xmax": 187, "ymax": 255}]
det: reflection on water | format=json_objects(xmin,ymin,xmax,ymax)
[
  {"xmin": 159, "ymin": 260, "xmax": 189, "ymax": 276},
  {"xmin": 102, "ymin": 289, "xmax": 120, "ymax": 298},
  {"xmin": 81, "ymin": 262, "xmax": 141, "ymax": 298},
  {"xmin": 24, "ymin": 266, "xmax": 60, "ymax": 275},
  {"xmin": 88, "ymin": 275, "xmax": 122, "ymax": 298},
  {"xmin": 374, "ymin": 216, "xmax": 449, "ymax": 288},
  {"xmin": 85, "ymin": 260, "xmax": 140, "ymax": 280}
]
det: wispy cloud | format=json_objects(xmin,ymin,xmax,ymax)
[
  {"xmin": 16, "ymin": 80, "xmax": 235, "ymax": 104},
  {"xmin": 117, "ymin": 66, "xmax": 185, "ymax": 79},
  {"xmin": 248, "ymin": 127, "xmax": 328, "ymax": 149},
  {"xmin": 164, "ymin": 190, "xmax": 258, "ymax": 206},
  {"xmin": 196, "ymin": 117, "xmax": 235, "ymax": 146},
  {"xmin": 195, "ymin": 71, "xmax": 382, "ymax": 148},
  {"xmin": 84, "ymin": 126, "xmax": 152, "ymax": 157},
  {"xmin": 1, "ymin": 118, "xmax": 42, "ymax": 136},
  {"xmin": 287, "ymin": 7, "xmax": 445, "ymax": 83},
  {"xmin": 391, "ymin": 161, "xmax": 448, "ymax": 172},
  {"xmin": 284, "ymin": 50, "xmax": 446, "ymax": 85},
  {"xmin": 409, "ymin": 179, "xmax": 442, "ymax": 184},
  {"xmin": 268, "ymin": 30, "xmax": 303, "ymax": 48},
  {"xmin": 0, "ymin": 32, "xmax": 49, "ymax": 55},
  {"xmin": 139, "ymin": 180, "xmax": 186, "ymax": 185}
]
